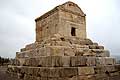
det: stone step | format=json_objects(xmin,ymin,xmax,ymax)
[
  {"xmin": 17, "ymin": 46, "xmax": 110, "ymax": 59},
  {"xmin": 8, "ymin": 65, "xmax": 120, "ymax": 80},
  {"xmin": 15, "ymin": 56, "xmax": 116, "ymax": 67}
]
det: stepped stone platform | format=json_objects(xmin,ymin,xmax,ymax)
[{"xmin": 8, "ymin": 1, "xmax": 120, "ymax": 80}]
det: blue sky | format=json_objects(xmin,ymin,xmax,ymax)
[{"xmin": 0, "ymin": 0, "xmax": 120, "ymax": 58}]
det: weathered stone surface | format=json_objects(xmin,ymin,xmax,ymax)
[
  {"xmin": 70, "ymin": 56, "xmax": 86, "ymax": 67},
  {"xmin": 48, "ymin": 68, "xmax": 61, "ymax": 77},
  {"xmin": 77, "ymin": 75, "xmax": 95, "ymax": 80},
  {"xmin": 51, "ymin": 56, "xmax": 62, "ymax": 67},
  {"xmin": 60, "ymin": 67, "xmax": 78, "ymax": 77},
  {"xmin": 96, "ymin": 57, "xmax": 116, "ymax": 65},
  {"xmin": 47, "ymin": 46, "xmax": 64, "ymax": 56},
  {"xmin": 78, "ymin": 67, "xmax": 95, "ymax": 75},
  {"xmin": 62, "ymin": 56, "xmax": 70, "ymax": 67},
  {"xmin": 64, "ymin": 47, "xmax": 75, "ymax": 56},
  {"xmin": 86, "ymin": 57, "xmax": 96, "ymax": 66}
]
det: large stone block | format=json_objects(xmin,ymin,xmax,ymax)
[
  {"xmin": 46, "ymin": 46, "xmax": 64, "ymax": 56},
  {"xmin": 94, "ymin": 66, "xmax": 106, "ymax": 74},
  {"xmin": 96, "ymin": 50, "xmax": 110, "ymax": 57},
  {"xmin": 30, "ymin": 68, "xmax": 39, "ymax": 77},
  {"xmin": 96, "ymin": 46, "xmax": 104, "ymax": 49},
  {"xmin": 77, "ymin": 75, "xmax": 95, "ymax": 80},
  {"xmin": 18, "ymin": 58, "xmax": 26, "ymax": 66},
  {"xmin": 37, "ymin": 47, "xmax": 47, "ymax": 56},
  {"xmin": 96, "ymin": 57, "xmax": 116, "ymax": 65},
  {"xmin": 38, "ymin": 56, "xmax": 47, "ymax": 67},
  {"xmin": 105, "ymin": 65, "xmax": 116, "ymax": 72},
  {"xmin": 48, "ymin": 67, "xmax": 61, "ymax": 77},
  {"xmin": 75, "ymin": 48, "xmax": 84, "ymax": 56},
  {"xmin": 38, "ymin": 67, "xmax": 49, "ymax": 77},
  {"xmin": 78, "ymin": 67, "xmax": 95, "ymax": 75},
  {"xmin": 64, "ymin": 47, "xmax": 75, "ymax": 56},
  {"xmin": 51, "ymin": 56, "xmax": 62, "ymax": 67},
  {"xmin": 70, "ymin": 56, "xmax": 86, "ymax": 67},
  {"xmin": 20, "ymin": 66, "xmax": 28, "ymax": 74},
  {"xmin": 89, "ymin": 45, "xmax": 97, "ymax": 49},
  {"xmin": 60, "ymin": 67, "xmax": 78, "ymax": 77},
  {"xmin": 86, "ymin": 57, "xmax": 96, "ymax": 66},
  {"xmin": 20, "ymin": 48, "xmax": 26, "ymax": 52},
  {"xmin": 62, "ymin": 56, "xmax": 70, "ymax": 67},
  {"xmin": 25, "ymin": 43, "xmax": 36, "ymax": 50}
]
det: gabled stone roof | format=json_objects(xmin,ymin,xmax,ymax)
[{"xmin": 35, "ymin": 1, "xmax": 86, "ymax": 21}]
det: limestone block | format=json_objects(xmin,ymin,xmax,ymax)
[
  {"xmin": 51, "ymin": 56, "xmax": 62, "ymax": 67},
  {"xmin": 55, "ymin": 41, "xmax": 71, "ymax": 46},
  {"xmin": 62, "ymin": 56, "xmax": 70, "ymax": 67},
  {"xmin": 60, "ymin": 67, "xmax": 78, "ymax": 77},
  {"xmin": 96, "ymin": 46, "xmax": 104, "ymax": 49},
  {"xmin": 75, "ymin": 48, "xmax": 84, "ymax": 56},
  {"xmin": 32, "ymin": 67, "xmax": 40, "ymax": 76},
  {"xmin": 84, "ymin": 39, "xmax": 93, "ymax": 45},
  {"xmin": 105, "ymin": 65, "xmax": 116, "ymax": 72},
  {"xmin": 31, "ymin": 58, "xmax": 40, "ymax": 67},
  {"xmin": 24, "ymin": 58, "xmax": 31, "ymax": 66},
  {"xmin": 24, "ymin": 74, "xmax": 39, "ymax": 80},
  {"xmin": 46, "ymin": 46, "xmax": 64, "ymax": 56},
  {"xmin": 77, "ymin": 75, "xmax": 95, "ymax": 80},
  {"xmin": 48, "ymin": 68, "xmax": 61, "ymax": 77},
  {"xmin": 38, "ymin": 56, "xmax": 47, "ymax": 67},
  {"xmin": 46, "ymin": 56, "xmax": 52, "ymax": 67},
  {"xmin": 83, "ymin": 50, "xmax": 95, "ymax": 56},
  {"xmin": 20, "ymin": 67, "xmax": 28, "ymax": 74},
  {"xmin": 64, "ymin": 47, "xmax": 75, "ymax": 56},
  {"xmin": 70, "ymin": 56, "xmax": 86, "ymax": 67},
  {"xmin": 94, "ymin": 66, "xmax": 106, "ymax": 74},
  {"xmin": 27, "ymin": 67, "xmax": 34, "ymax": 75},
  {"xmin": 96, "ymin": 50, "xmax": 110, "ymax": 57},
  {"xmin": 25, "ymin": 43, "xmax": 36, "ymax": 50},
  {"xmin": 96, "ymin": 57, "xmax": 116, "ymax": 65},
  {"xmin": 38, "ymin": 47, "xmax": 47, "ymax": 56},
  {"xmin": 38, "ymin": 67, "xmax": 49, "ymax": 77},
  {"xmin": 18, "ymin": 58, "xmax": 26, "ymax": 66},
  {"xmin": 20, "ymin": 48, "xmax": 26, "ymax": 52},
  {"xmin": 105, "ymin": 57, "xmax": 116, "ymax": 65},
  {"xmin": 13, "ymin": 66, "xmax": 21, "ymax": 73},
  {"xmin": 102, "ymin": 50, "xmax": 110, "ymax": 57},
  {"xmin": 78, "ymin": 67, "xmax": 95, "ymax": 75},
  {"xmin": 89, "ymin": 45, "xmax": 97, "ymax": 49},
  {"xmin": 91, "ymin": 49, "xmax": 104, "ymax": 53},
  {"xmin": 86, "ymin": 57, "xmax": 96, "ymax": 66},
  {"xmin": 94, "ymin": 74, "xmax": 108, "ymax": 80}
]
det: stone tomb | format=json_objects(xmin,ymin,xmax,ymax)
[{"xmin": 8, "ymin": 1, "xmax": 120, "ymax": 80}]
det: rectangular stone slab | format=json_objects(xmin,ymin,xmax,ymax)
[{"xmin": 78, "ymin": 67, "xmax": 95, "ymax": 75}]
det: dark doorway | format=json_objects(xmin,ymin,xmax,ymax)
[{"xmin": 71, "ymin": 27, "xmax": 76, "ymax": 36}]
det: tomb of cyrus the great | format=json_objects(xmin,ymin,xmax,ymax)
[{"xmin": 8, "ymin": 1, "xmax": 120, "ymax": 80}]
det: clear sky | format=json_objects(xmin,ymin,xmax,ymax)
[{"xmin": 0, "ymin": 0, "xmax": 120, "ymax": 58}]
